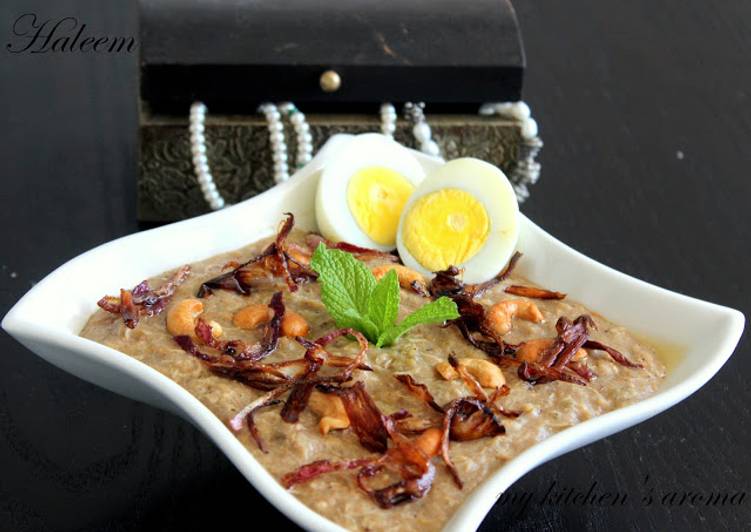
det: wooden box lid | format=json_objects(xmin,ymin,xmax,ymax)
[{"xmin": 139, "ymin": 0, "xmax": 525, "ymax": 114}]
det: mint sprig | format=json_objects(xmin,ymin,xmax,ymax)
[{"xmin": 310, "ymin": 244, "xmax": 459, "ymax": 347}]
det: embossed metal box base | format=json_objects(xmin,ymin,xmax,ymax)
[{"xmin": 138, "ymin": 112, "xmax": 532, "ymax": 222}]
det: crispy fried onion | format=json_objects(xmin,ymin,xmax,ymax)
[
  {"xmin": 428, "ymin": 256, "xmax": 529, "ymax": 361},
  {"xmin": 281, "ymin": 387, "xmax": 443, "ymax": 508},
  {"xmin": 305, "ymin": 233, "xmax": 400, "ymax": 263},
  {"xmin": 394, "ymin": 374, "xmax": 444, "ymax": 413},
  {"xmin": 227, "ymin": 329, "xmax": 369, "ymax": 451},
  {"xmin": 515, "ymin": 315, "xmax": 642, "ymax": 386},
  {"xmin": 98, "ymin": 265, "xmax": 190, "ymax": 328},
  {"xmin": 356, "ymin": 420, "xmax": 438, "ymax": 508},
  {"xmin": 318, "ymin": 381, "xmax": 390, "ymax": 452},
  {"xmin": 468, "ymin": 251, "xmax": 523, "ymax": 298},
  {"xmin": 173, "ymin": 292, "xmax": 370, "ymax": 450},
  {"xmin": 282, "ymin": 371, "xmax": 516, "ymax": 507},
  {"xmin": 177, "ymin": 291, "xmax": 286, "ymax": 368},
  {"xmin": 429, "ymin": 267, "xmax": 512, "ymax": 360},
  {"xmin": 583, "ymin": 339, "xmax": 643, "ymax": 368},
  {"xmin": 394, "ymin": 355, "xmax": 518, "ymax": 487},
  {"xmin": 504, "ymin": 285, "xmax": 566, "ymax": 300},
  {"xmin": 281, "ymin": 425, "xmax": 438, "ymax": 508},
  {"xmin": 197, "ymin": 214, "xmax": 317, "ymax": 297},
  {"xmin": 429, "ymin": 258, "xmax": 641, "ymax": 384}
]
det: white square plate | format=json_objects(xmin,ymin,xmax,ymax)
[{"xmin": 2, "ymin": 135, "xmax": 744, "ymax": 531}]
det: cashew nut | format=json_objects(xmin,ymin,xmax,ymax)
[
  {"xmin": 435, "ymin": 358, "xmax": 506, "ymax": 388},
  {"xmin": 308, "ymin": 390, "xmax": 350, "ymax": 434},
  {"xmin": 516, "ymin": 338, "xmax": 587, "ymax": 363},
  {"xmin": 167, "ymin": 299, "xmax": 203, "ymax": 336},
  {"xmin": 435, "ymin": 361, "xmax": 459, "ymax": 380},
  {"xmin": 458, "ymin": 358, "xmax": 506, "ymax": 388},
  {"xmin": 233, "ymin": 304, "xmax": 273, "ymax": 329},
  {"xmin": 281, "ymin": 310, "xmax": 309, "ymax": 338},
  {"xmin": 371, "ymin": 264, "xmax": 427, "ymax": 292},
  {"xmin": 485, "ymin": 299, "xmax": 544, "ymax": 336},
  {"xmin": 233, "ymin": 304, "xmax": 309, "ymax": 337}
]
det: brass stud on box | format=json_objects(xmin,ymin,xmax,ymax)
[{"xmin": 319, "ymin": 70, "xmax": 341, "ymax": 92}]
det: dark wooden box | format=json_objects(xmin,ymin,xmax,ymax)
[{"xmin": 138, "ymin": 0, "xmax": 540, "ymax": 221}]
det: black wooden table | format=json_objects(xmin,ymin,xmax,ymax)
[{"xmin": 1, "ymin": 1, "xmax": 749, "ymax": 530}]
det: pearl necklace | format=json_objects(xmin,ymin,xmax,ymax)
[
  {"xmin": 189, "ymin": 102, "xmax": 225, "ymax": 210},
  {"xmin": 279, "ymin": 102, "xmax": 314, "ymax": 169},
  {"xmin": 404, "ymin": 102, "xmax": 441, "ymax": 157},
  {"xmin": 189, "ymin": 101, "xmax": 314, "ymax": 210},
  {"xmin": 479, "ymin": 101, "xmax": 542, "ymax": 202},
  {"xmin": 257, "ymin": 102, "xmax": 291, "ymax": 184},
  {"xmin": 380, "ymin": 102, "xmax": 442, "ymax": 157},
  {"xmin": 380, "ymin": 103, "xmax": 397, "ymax": 138}
]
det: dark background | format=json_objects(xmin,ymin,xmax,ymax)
[{"xmin": 1, "ymin": 1, "xmax": 749, "ymax": 530}]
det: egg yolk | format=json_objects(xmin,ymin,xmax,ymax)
[
  {"xmin": 402, "ymin": 188, "xmax": 489, "ymax": 271},
  {"xmin": 347, "ymin": 167, "xmax": 415, "ymax": 246}
]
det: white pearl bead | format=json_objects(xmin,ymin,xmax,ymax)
[
  {"xmin": 267, "ymin": 121, "xmax": 283, "ymax": 133},
  {"xmin": 380, "ymin": 103, "xmax": 395, "ymax": 115},
  {"xmin": 521, "ymin": 118, "xmax": 538, "ymax": 139},
  {"xmin": 191, "ymin": 144, "xmax": 206, "ymax": 156},
  {"xmin": 290, "ymin": 112, "xmax": 305, "ymax": 125},
  {"xmin": 192, "ymin": 154, "xmax": 208, "ymax": 167},
  {"xmin": 494, "ymin": 102, "xmax": 515, "ymax": 114},
  {"xmin": 512, "ymin": 101, "xmax": 531, "ymax": 120},
  {"xmin": 189, "ymin": 123, "xmax": 204, "ymax": 134},
  {"xmin": 478, "ymin": 103, "xmax": 495, "ymax": 116},
  {"xmin": 270, "ymin": 131, "xmax": 284, "ymax": 145},
  {"xmin": 412, "ymin": 123, "xmax": 431, "ymax": 143},
  {"xmin": 422, "ymin": 140, "xmax": 440, "ymax": 156}
]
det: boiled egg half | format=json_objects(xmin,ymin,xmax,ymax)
[
  {"xmin": 316, "ymin": 134, "xmax": 425, "ymax": 250},
  {"xmin": 396, "ymin": 158, "xmax": 520, "ymax": 284}
]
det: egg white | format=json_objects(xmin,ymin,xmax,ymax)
[
  {"xmin": 396, "ymin": 157, "xmax": 520, "ymax": 284},
  {"xmin": 315, "ymin": 133, "xmax": 426, "ymax": 251}
]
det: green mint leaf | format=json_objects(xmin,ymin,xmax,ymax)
[
  {"xmin": 366, "ymin": 269, "xmax": 400, "ymax": 334},
  {"xmin": 340, "ymin": 309, "xmax": 380, "ymax": 344},
  {"xmin": 376, "ymin": 296, "xmax": 460, "ymax": 347},
  {"xmin": 310, "ymin": 244, "xmax": 379, "ymax": 340}
]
